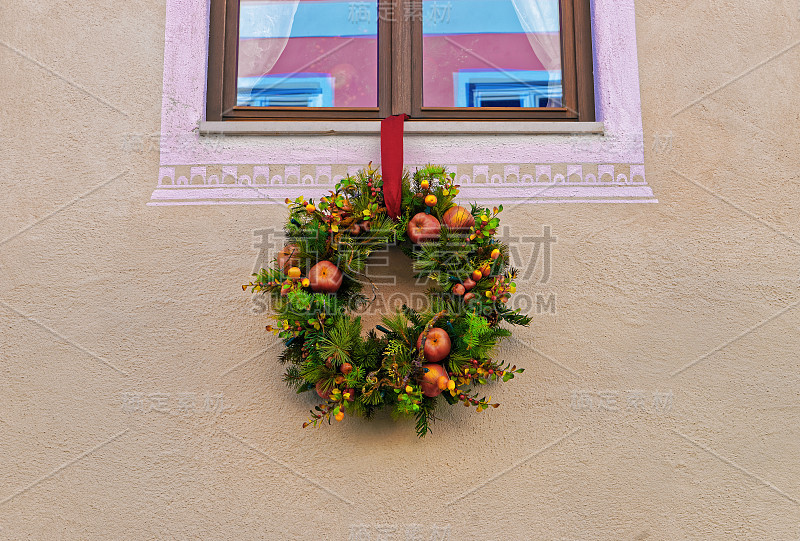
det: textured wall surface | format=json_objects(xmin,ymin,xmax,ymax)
[{"xmin": 1, "ymin": 1, "xmax": 800, "ymax": 540}]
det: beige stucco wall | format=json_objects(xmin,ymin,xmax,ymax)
[{"xmin": 2, "ymin": 1, "xmax": 800, "ymax": 539}]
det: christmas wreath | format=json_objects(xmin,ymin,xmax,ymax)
[{"xmin": 244, "ymin": 165, "xmax": 531, "ymax": 437}]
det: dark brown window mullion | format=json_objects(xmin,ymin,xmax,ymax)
[
  {"xmin": 206, "ymin": 0, "xmax": 235, "ymax": 121},
  {"xmin": 390, "ymin": 0, "xmax": 412, "ymax": 116},
  {"xmin": 379, "ymin": 0, "xmax": 394, "ymax": 118},
  {"xmin": 573, "ymin": 0, "xmax": 595, "ymax": 121},
  {"xmin": 559, "ymin": 0, "xmax": 579, "ymax": 118},
  {"xmin": 409, "ymin": 3, "xmax": 423, "ymax": 118},
  {"xmin": 221, "ymin": 0, "xmax": 240, "ymax": 118},
  {"xmin": 206, "ymin": 0, "xmax": 243, "ymax": 121}
]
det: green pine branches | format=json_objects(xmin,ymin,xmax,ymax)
[
  {"xmin": 247, "ymin": 165, "xmax": 535, "ymax": 437},
  {"xmin": 318, "ymin": 316, "xmax": 362, "ymax": 367}
]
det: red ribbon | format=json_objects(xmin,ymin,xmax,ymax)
[{"xmin": 380, "ymin": 114, "xmax": 409, "ymax": 219}]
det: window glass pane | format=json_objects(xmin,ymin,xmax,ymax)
[
  {"xmin": 422, "ymin": 0, "xmax": 562, "ymax": 108},
  {"xmin": 237, "ymin": 0, "xmax": 378, "ymax": 107}
]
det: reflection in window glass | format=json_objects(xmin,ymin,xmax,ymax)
[
  {"xmin": 422, "ymin": 0, "xmax": 562, "ymax": 108},
  {"xmin": 237, "ymin": 0, "xmax": 378, "ymax": 107}
]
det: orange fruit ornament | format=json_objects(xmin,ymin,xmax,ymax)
[
  {"xmin": 443, "ymin": 205, "xmax": 475, "ymax": 231},
  {"xmin": 420, "ymin": 363, "xmax": 449, "ymax": 397}
]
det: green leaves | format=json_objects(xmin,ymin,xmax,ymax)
[{"xmin": 385, "ymin": 339, "xmax": 412, "ymax": 365}]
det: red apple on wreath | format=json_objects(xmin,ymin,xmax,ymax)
[
  {"xmin": 443, "ymin": 205, "xmax": 475, "ymax": 231},
  {"xmin": 407, "ymin": 212, "xmax": 441, "ymax": 244},
  {"xmin": 419, "ymin": 363, "xmax": 449, "ymax": 397},
  {"xmin": 277, "ymin": 243, "xmax": 300, "ymax": 272},
  {"xmin": 316, "ymin": 380, "xmax": 332, "ymax": 400},
  {"xmin": 416, "ymin": 327, "xmax": 452, "ymax": 363},
  {"xmin": 308, "ymin": 261, "xmax": 343, "ymax": 293}
]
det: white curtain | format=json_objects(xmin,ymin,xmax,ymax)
[
  {"xmin": 509, "ymin": 0, "xmax": 562, "ymax": 107},
  {"xmin": 239, "ymin": 0, "xmax": 300, "ymax": 81}
]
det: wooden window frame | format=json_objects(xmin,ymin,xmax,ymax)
[{"xmin": 206, "ymin": 0, "xmax": 594, "ymax": 122}]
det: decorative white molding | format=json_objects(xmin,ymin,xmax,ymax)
[{"xmin": 148, "ymin": 164, "xmax": 657, "ymax": 206}]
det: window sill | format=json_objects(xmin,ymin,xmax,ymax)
[{"xmin": 198, "ymin": 120, "xmax": 605, "ymax": 136}]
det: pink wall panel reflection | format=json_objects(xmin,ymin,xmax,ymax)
[
  {"xmin": 423, "ymin": 33, "xmax": 552, "ymax": 106},
  {"xmin": 239, "ymin": 37, "xmax": 378, "ymax": 107},
  {"xmin": 238, "ymin": 33, "xmax": 552, "ymax": 107}
]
